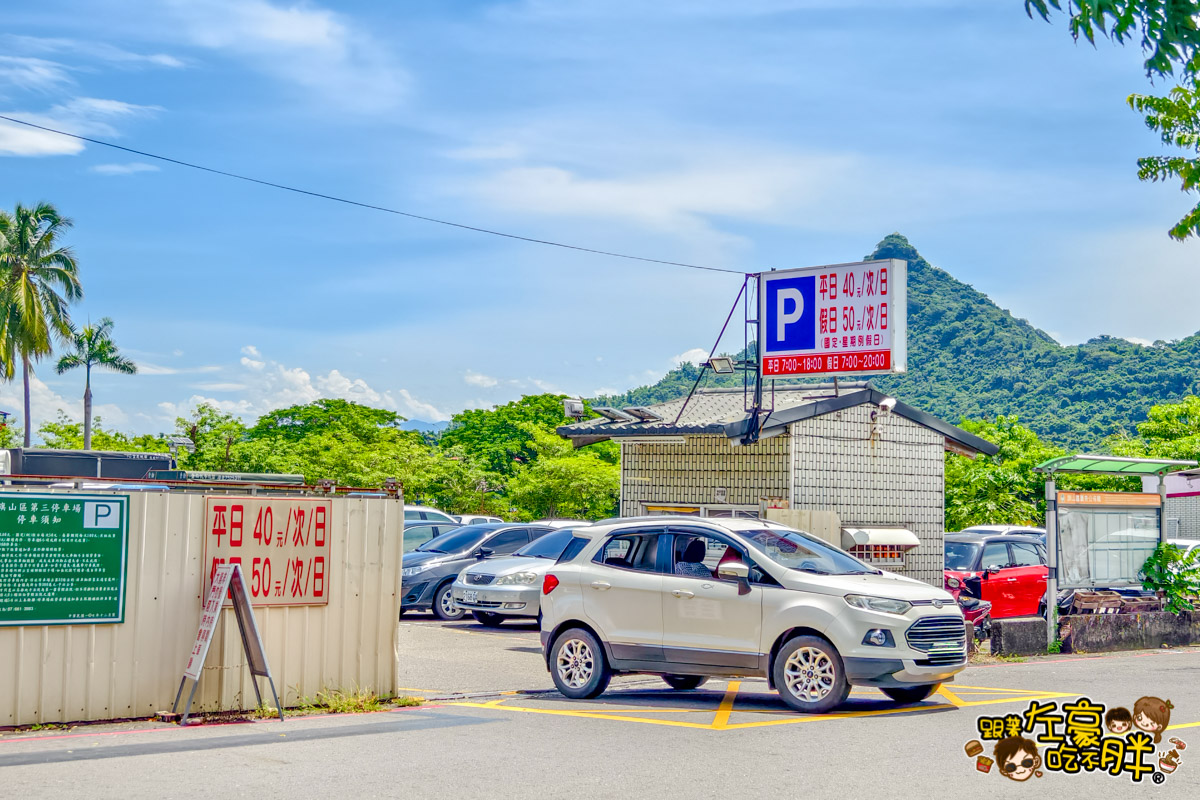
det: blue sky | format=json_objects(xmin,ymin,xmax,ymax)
[{"xmin": 0, "ymin": 0, "xmax": 1196, "ymax": 435}]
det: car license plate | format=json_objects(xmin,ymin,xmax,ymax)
[{"xmin": 462, "ymin": 590, "xmax": 478, "ymax": 603}]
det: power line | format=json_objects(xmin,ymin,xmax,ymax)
[{"xmin": 0, "ymin": 114, "xmax": 748, "ymax": 276}]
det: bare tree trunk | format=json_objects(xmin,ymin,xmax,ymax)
[
  {"xmin": 22, "ymin": 354, "xmax": 31, "ymax": 448},
  {"xmin": 83, "ymin": 368, "xmax": 93, "ymax": 450}
]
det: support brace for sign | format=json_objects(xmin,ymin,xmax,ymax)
[{"xmin": 170, "ymin": 562, "xmax": 284, "ymax": 725}]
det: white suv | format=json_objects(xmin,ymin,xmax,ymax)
[{"xmin": 540, "ymin": 517, "xmax": 966, "ymax": 713}]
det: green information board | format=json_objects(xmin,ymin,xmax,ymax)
[{"xmin": 0, "ymin": 493, "xmax": 129, "ymax": 626}]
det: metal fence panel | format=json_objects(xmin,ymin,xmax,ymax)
[{"xmin": 0, "ymin": 489, "xmax": 402, "ymax": 726}]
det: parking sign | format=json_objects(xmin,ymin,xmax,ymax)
[{"xmin": 758, "ymin": 259, "xmax": 906, "ymax": 378}]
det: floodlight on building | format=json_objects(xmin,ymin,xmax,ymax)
[
  {"xmin": 878, "ymin": 397, "xmax": 897, "ymax": 412},
  {"xmin": 706, "ymin": 357, "xmax": 735, "ymax": 374},
  {"xmin": 563, "ymin": 398, "xmax": 585, "ymax": 419}
]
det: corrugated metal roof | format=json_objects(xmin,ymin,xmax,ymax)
[
  {"xmin": 558, "ymin": 382, "xmax": 999, "ymax": 456},
  {"xmin": 560, "ymin": 384, "xmax": 857, "ymax": 438}
]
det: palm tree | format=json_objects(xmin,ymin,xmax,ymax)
[
  {"xmin": 0, "ymin": 203, "xmax": 83, "ymax": 447},
  {"xmin": 55, "ymin": 318, "xmax": 136, "ymax": 450}
]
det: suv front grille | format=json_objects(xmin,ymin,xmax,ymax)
[
  {"xmin": 905, "ymin": 616, "xmax": 966, "ymax": 655},
  {"xmin": 915, "ymin": 653, "xmax": 967, "ymax": 667},
  {"xmin": 467, "ymin": 574, "xmax": 495, "ymax": 586}
]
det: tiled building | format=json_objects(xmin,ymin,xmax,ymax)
[{"xmin": 558, "ymin": 383, "xmax": 997, "ymax": 586}]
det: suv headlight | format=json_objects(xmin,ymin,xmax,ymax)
[
  {"xmin": 495, "ymin": 571, "xmax": 539, "ymax": 585},
  {"xmin": 844, "ymin": 594, "xmax": 912, "ymax": 615},
  {"xmin": 402, "ymin": 563, "xmax": 435, "ymax": 578}
]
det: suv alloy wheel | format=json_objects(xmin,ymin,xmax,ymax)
[
  {"xmin": 433, "ymin": 582, "xmax": 465, "ymax": 621},
  {"xmin": 772, "ymin": 635, "xmax": 850, "ymax": 713},
  {"xmin": 550, "ymin": 628, "xmax": 611, "ymax": 699}
]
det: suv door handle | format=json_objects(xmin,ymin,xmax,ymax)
[
  {"xmin": 590, "ymin": 581, "xmax": 611, "ymax": 591},
  {"xmin": 671, "ymin": 589, "xmax": 695, "ymax": 599}
]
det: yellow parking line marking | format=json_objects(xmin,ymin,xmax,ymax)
[
  {"xmin": 722, "ymin": 702, "xmax": 957, "ymax": 729},
  {"xmin": 712, "ymin": 681, "xmax": 741, "ymax": 730},
  {"xmin": 450, "ymin": 701, "xmax": 715, "ymax": 729},
  {"xmin": 951, "ymin": 684, "xmax": 1078, "ymax": 694},
  {"xmin": 937, "ymin": 686, "xmax": 966, "ymax": 707}
]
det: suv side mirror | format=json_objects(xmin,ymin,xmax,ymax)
[
  {"xmin": 718, "ymin": 560, "xmax": 753, "ymax": 595},
  {"xmin": 717, "ymin": 561, "xmax": 750, "ymax": 580},
  {"xmin": 985, "ymin": 566, "xmax": 1001, "ymax": 577},
  {"xmin": 477, "ymin": 547, "xmax": 494, "ymax": 559}
]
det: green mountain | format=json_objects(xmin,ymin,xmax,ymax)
[{"xmin": 597, "ymin": 234, "xmax": 1200, "ymax": 449}]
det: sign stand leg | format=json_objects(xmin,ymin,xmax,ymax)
[
  {"xmin": 171, "ymin": 677, "xmax": 187, "ymax": 716},
  {"xmin": 268, "ymin": 677, "xmax": 284, "ymax": 722},
  {"xmin": 179, "ymin": 678, "xmax": 201, "ymax": 726},
  {"xmin": 249, "ymin": 674, "xmax": 264, "ymax": 712}
]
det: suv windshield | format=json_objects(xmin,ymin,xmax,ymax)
[
  {"xmin": 944, "ymin": 542, "xmax": 980, "ymax": 571},
  {"xmin": 415, "ymin": 525, "xmax": 492, "ymax": 554},
  {"xmin": 514, "ymin": 529, "xmax": 574, "ymax": 559},
  {"xmin": 736, "ymin": 528, "xmax": 873, "ymax": 575}
]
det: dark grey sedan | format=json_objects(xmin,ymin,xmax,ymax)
[{"xmin": 400, "ymin": 523, "xmax": 553, "ymax": 620}]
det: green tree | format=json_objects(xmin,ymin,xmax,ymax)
[
  {"xmin": 1028, "ymin": 2, "xmax": 1200, "ymax": 238},
  {"xmin": 440, "ymin": 394, "xmax": 576, "ymax": 476},
  {"xmin": 506, "ymin": 426, "xmax": 619, "ymax": 520},
  {"xmin": 248, "ymin": 398, "xmax": 404, "ymax": 443},
  {"xmin": 1109, "ymin": 395, "xmax": 1200, "ymax": 461},
  {"xmin": 0, "ymin": 202, "xmax": 83, "ymax": 446},
  {"xmin": 176, "ymin": 403, "xmax": 250, "ymax": 471},
  {"xmin": 39, "ymin": 411, "xmax": 167, "ymax": 452},
  {"xmin": 53, "ymin": 317, "xmax": 136, "ymax": 450}
]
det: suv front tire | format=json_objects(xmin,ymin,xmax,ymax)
[
  {"xmin": 550, "ymin": 628, "xmax": 611, "ymax": 699},
  {"xmin": 772, "ymin": 635, "xmax": 850, "ymax": 713}
]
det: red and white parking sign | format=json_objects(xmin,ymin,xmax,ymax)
[
  {"xmin": 202, "ymin": 496, "xmax": 332, "ymax": 606},
  {"xmin": 758, "ymin": 259, "xmax": 907, "ymax": 377}
]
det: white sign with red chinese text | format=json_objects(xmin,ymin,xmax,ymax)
[
  {"xmin": 184, "ymin": 562, "xmax": 234, "ymax": 680},
  {"xmin": 202, "ymin": 496, "xmax": 332, "ymax": 606},
  {"xmin": 758, "ymin": 259, "xmax": 907, "ymax": 377}
]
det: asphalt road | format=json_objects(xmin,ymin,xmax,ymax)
[{"xmin": 3, "ymin": 615, "xmax": 1199, "ymax": 799}]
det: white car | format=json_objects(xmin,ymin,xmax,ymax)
[
  {"xmin": 454, "ymin": 515, "xmax": 504, "ymax": 525},
  {"xmin": 539, "ymin": 517, "xmax": 965, "ymax": 713},
  {"xmin": 452, "ymin": 529, "xmax": 577, "ymax": 625},
  {"xmin": 404, "ymin": 505, "xmax": 458, "ymax": 523}
]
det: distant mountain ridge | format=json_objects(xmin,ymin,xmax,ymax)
[{"xmin": 596, "ymin": 234, "xmax": 1200, "ymax": 449}]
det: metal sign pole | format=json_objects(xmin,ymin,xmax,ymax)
[{"xmin": 1044, "ymin": 477, "xmax": 1058, "ymax": 647}]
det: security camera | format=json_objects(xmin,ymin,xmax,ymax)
[{"xmin": 878, "ymin": 397, "xmax": 897, "ymax": 413}]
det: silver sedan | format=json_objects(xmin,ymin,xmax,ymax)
[{"xmin": 452, "ymin": 528, "xmax": 579, "ymax": 625}]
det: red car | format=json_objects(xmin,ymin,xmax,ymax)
[{"xmin": 944, "ymin": 532, "xmax": 1047, "ymax": 619}]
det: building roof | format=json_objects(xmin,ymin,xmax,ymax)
[
  {"xmin": 558, "ymin": 383, "xmax": 999, "ymax": 456},
  {"xmin": 1034, "ymin": 454, "xmax": 1198, "ymax": 476}
]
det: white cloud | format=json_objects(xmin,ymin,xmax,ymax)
[
  {"xmin": 162, "ymin": 349, "xmax": 451, "ymax": 424},
  {"xmin": 672, "ymin": 347, "xmax": 709, "ymax": 366},
  {"xmin": 166, "ymin": 0, "xmax": 408, "ymax": 113},
  {"xmin": 464, "ymin": 370, "xmax": 499, "ymax": 388},
  {"xmin": 2, "ymin": 35, "xmax": 184, "ymax": 69},
  {"xmin": 0, "ymin": 56, "xmax": 73, "ymax": 92},
  {"xmin": 89, "ymin": 162, "xmax": 160, "ymax": 175},
  {"xmin": 0, "ymin": 97, "xmax": 159, "ymax": 157},
  {"xmin": 241, "ymin": 345, "xmax": 261, "ymax": 357},
  {"xmin": 1124, "ymin": 337, "xmax": 1153, "ymax": 347},
  {"xmin": 137, "ymin": 362, "xmax": 221, "ymax": 376},
  {"xmin": 191, "ymin": 382, "xmax": 247, "ymax": 392}
]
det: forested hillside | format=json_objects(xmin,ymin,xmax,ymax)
[{"xmin": 598, "ymin": 234, "xmax": 1200, "ymax": 449}]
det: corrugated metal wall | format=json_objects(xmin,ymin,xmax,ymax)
[
  {"xmin": 791, "ymin": 405, "xmax": 945, "ymax": 585},
  {"xmin": 0, "ymin": 489, "xmax": 403, "ymax": 726}
]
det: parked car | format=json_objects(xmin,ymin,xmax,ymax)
[
  {"xmin": 452, "ymin": 528, "xmax": 579, "ymax": 626},
  {"xmin": 540, "ymin": 517, "xmax": 965, "ymax": 713},
  {"xmin": 944, "ymin": 532, "xmax": 1047, "ymax": 619},
  {"xmin": 532, "ymin": 519, "xmax": 593, "ymax": 529},
  {"xmin": 958, "ymin": 524, "xmax": 1045, "ymax": 542},
  {"xmin": 404, "ymin": 505, "xmax": 458, "ymax": 523},
  {"xmin": 403, "ymin": 520, "xmax": 462, "ymax": 553},
  {"xmin": 1168, "ymin": 538, "xmax": 1200, "ymax": 561},
  {"xmin": 453, "ymin": 515, "xmax": 504, "ymax": 525},
  {"xmin": 401, "ymin": 523, "xmax": 555, "ymax": 620}
]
